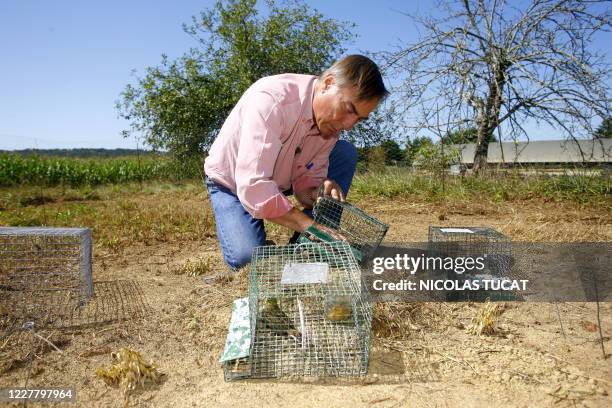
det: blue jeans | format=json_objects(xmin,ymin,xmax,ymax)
[{"xmin": 206, "ymin": 140, "xmax": 358, "ymax": 270}]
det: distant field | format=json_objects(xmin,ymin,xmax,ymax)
[
  {"xmin": 351, "ymin": 167, "xmax": 610, "ymax": 205},
  {"xmin": 1, "ymin": 153, "xmax": 609, "ymax": 207},
  {"xmin": 0, "ymin": 153, "xmax": 202, "ymax": 187}
]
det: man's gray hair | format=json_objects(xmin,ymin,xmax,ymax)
[{"xmin": 320, "ymin": 55, "xmax": 389, "ymax": 101}]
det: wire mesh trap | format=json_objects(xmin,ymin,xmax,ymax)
[
  {"xmin": 427, "ymin": 226, "xmax": 517, "ymax": 301},
  {"xmin": 0, "ymin": 227, "xmax": 94, "ymax": 330},
  {"xmin": 1, "ymin": 227, "xmax": 151, "ymax": 336},
  {"xmin": 298, "ymin": 197, "xmax": 388, "ymax": 263},
  {"xmin": 223, "ymin": 241, "xmax": 372, "ymax": 380}
]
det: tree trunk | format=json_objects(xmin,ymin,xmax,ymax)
[
  {"xmin": 472, "ymin": 67, "xmax": 505, "ymax": 173},
  {"xmin": 473, "ymin": 122, "xmax": 490, "ymax": 172}
]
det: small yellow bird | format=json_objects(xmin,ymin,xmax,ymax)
[
  {"xmin": 260, "ymin": 298, "xmax": 300, "ymax": 337},
  {"xmin": 326, "ymin": 303, "xmax": 352, "ymax": 321}
]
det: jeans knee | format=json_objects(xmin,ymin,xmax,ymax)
[{"xmin": 224, "ymin": 249, "xmax": 252, "ymax": 271}]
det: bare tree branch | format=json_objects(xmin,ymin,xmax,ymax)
[{"xmin": 383, "ymin": 0, "xmax": 611, "ymax": 171}]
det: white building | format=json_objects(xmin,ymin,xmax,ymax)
[{"xmin": 454, "ymin": 139, "xmax": 612, "ymax": 166}]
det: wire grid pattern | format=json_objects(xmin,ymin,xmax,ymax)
[
  {"xmin": 66, "ymin": 280, "xmax": 151, "ymax": 326},
  {"xmin": 246, "ymin": 241, "xmax": 372, "ymax": 379},
  {"xmin": 428, "ymin": 226, "xmax": 511, "ymax": 264},
  {"xmin": 428, "ymin": 226, "xmax": 514, "ymax": 301},
  {"xmin": 311, "ymin": 197, "xmax": 388, "ymax": 262},
  {"xmin": 0, "ymin": 227, "xmax": 93, "ymax": 329},
  {"xmin": 224, "ymin": 357, "xmax": 252, "ymax": 381}
]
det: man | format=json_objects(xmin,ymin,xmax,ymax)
[{"xmin": 204, "ymin": 54, "xmax": 388, "ymax": 270}]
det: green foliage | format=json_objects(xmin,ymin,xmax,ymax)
[
  {"xmin": 344, "ymin": 104, "xmax": 401, "ymax": 148},
  {"xmin": 351, "ymin": 168, "xmax": 436, "ymax": 198},
  {"xmin": 381, "ymin": 140, "xmax": 404, "ymax": 165},
  {"xmin": 0, "ymin": 154, "xmax": 201, "ymax": 187},
  {"xmin": 351, "ymin": 167, "xmax": 610, "ymax": 204},
  {"xmin": 117, "ymin": 0, "xmax": 355, "ymax": 160},
  {"xmin": 0, "ymin": 148, "xmax": 154, "ymax": 158},
  {"xmin": 367, "ymin": 146, "xmax": 386, "ymax": 172},
  {"xmin": 356, "ymin": 139, "xmax": 405, "ymax": 171},
  {"xmin": 593, "ymin": 117, "xmax": 612, "ymax": 139},
  {"xmin": 413, "ymin": 140, "xmax": 461, "ymax": 170},
  {"xmin": 404, "ymin": 136, "xmax": 432, "ymax": 166},
  {"xmin": 442, "ymin": 127, "xmax": 496, "ymax": 144}
]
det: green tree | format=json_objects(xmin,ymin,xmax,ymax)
[
  {"xmin": 442, "ymin": 127, "xmax": 495, "ymax": 145},
  {"xmin": 380, "ymin": 140, "xmax": 404, "ymax": 165},
  {"xmin": 594, "ymin": 117, "xmax": 612, "ymax": 139},
  {"xmin": 117, "ymin": 0, "xmax": 355, "ymax": 160},
  {"xmin": 405, "ymin": 136, "xmax": 433, "ymax": 166},
  {"xmin": 367, "ymin": 146, "xmax": 386, "ymax": 172},
  {"xmin": 413, "ymin": 142, "xmax": 461, "ymax": 172}
]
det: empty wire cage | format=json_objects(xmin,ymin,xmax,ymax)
[
  {"xmin": 0, "ymin": 227, "xmax": 93, "ymax": 330},
  {"xmin": 427, "ymin": 226, "xmax": 515, "ymax": 300},
  {"xmin": 238, "ymin": 241, "xmax": 372, "ymax": 380},
  {"xmin": 302, "ymin": 197, "xmax": 388, "ymax": 263}
]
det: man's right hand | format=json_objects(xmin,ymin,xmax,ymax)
[
  {"xmin": 267, "ymin": 207, "xmax": 316, "ymax": 234},
  {"xmin": 308, "ymin": 222, "xmax": 347, "ymax": 242},
  {"xmin": 267, "ymin": 208, "xmax": 347, "ymax": 241}
]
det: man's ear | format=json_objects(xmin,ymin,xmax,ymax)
[{"xmin": 322, "ymin": 74, "xmax": 335, "ymax": 92}]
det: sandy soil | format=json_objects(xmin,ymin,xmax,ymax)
[{"xmin": 1, "ymin": 195, "xmax": 610, "ymax": 408}]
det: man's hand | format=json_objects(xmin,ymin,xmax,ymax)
[
  {"xmin": 294, "ymin": 178, "xmax": 345, "ymax": 209},
  {"xmin": 317, "ymin": 179, "xmax": 345, "ymax": 202},
  {"xmin": 311, "ymin": 222, "xmax": 347, "ymax": 242},
  {"xmin": 268, "ymin": 208, "xmax": 315, "ymax": 233}
]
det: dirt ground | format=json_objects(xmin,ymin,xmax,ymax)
[{"xmin": 1, "ymin": 193, "xmax": 610, "ymax": 408}]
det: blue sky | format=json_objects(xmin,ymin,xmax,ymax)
[{"xmin": 0, "ymin": 0, "xmax": 609, "ymax": 150}]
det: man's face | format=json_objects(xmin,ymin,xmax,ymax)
[{"xmin": 313, "ymin": 75, "xmax": 380, "ymax": 139}]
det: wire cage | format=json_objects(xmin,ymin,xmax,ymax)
[
  {"xmin": 427, "ymin": 226, "xmax": 516, "ymax": 301},
  {"xmin": 0, "ymin": 227, "xmax": 94, "ymax": 331},
  {"xmin": 225, "ymin": 241, "xmax": 372, "ymax": 380},
  {"xmin": 300, "ymin": 197, "xmax": 388, "ymax": 263}
]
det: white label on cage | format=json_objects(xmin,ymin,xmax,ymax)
[
  {"xmin": 440, "ymin": 228, "xmax": 474, "ymax": 233},
  {"xmin": 281, "ymin": 262, "xmax": 329, "ymax": 284}
]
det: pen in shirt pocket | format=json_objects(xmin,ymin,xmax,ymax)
[{"xmin": 305, "ymin": 162, "xmax": 314, "ymax": 170}]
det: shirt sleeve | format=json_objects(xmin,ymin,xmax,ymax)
[
  {"xmin": 292, "ymin": 140, "xmax": 336, "ymax": 193},
  {"xmin": 234, "ymin": 92, "xmax": 294, "ymax": 219}
]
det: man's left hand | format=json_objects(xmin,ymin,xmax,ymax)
[{"xmin": 317, "ymin": 179, "xmax": 345, "ymax": 202}]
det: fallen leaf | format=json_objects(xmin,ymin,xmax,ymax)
[
  {"xmin": 369, "ymin": 396, "xmax": 392, "ymax": 404},
  {"xmin": 579, "ymin": 321, "xmax": 598, "ymax": 333}
]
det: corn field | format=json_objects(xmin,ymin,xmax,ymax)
[{"xmin": 0, "ymin": 154, "xmax": 202, "ymax": 187}]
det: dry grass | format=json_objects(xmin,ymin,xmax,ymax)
[
  {"xmin": 371, "ymin": 303, "xmax": 443, "ymax": 351},
  {"xmin": 467, "ymin": 301, "xmax": 503, "ymax": 335},
  {"xmin": 0, "ymin": 182, "xmax": 216, "ymax": 253},
  {"xmin": 173, "ymin": 257, "xmax": 213, "ymax": 277},
  {"xmin": 96, "ymin": 347, "xmax": 164, "ymax": 406},
  {"xmin": 179, "ymin": 267, "xmax": 250, "ymax": 356},
  {"xmin": 352, "ymin": 167, "xmax": 610, "ymax": 206}
]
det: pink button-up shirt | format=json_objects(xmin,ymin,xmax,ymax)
[{"xmin": 204, "ymin": 74, "xmax": 337, "ymax": 219}]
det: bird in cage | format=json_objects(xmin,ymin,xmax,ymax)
[{"xmin": 260, "ymin": 298, "xmax": 301, "ymax": 337}]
